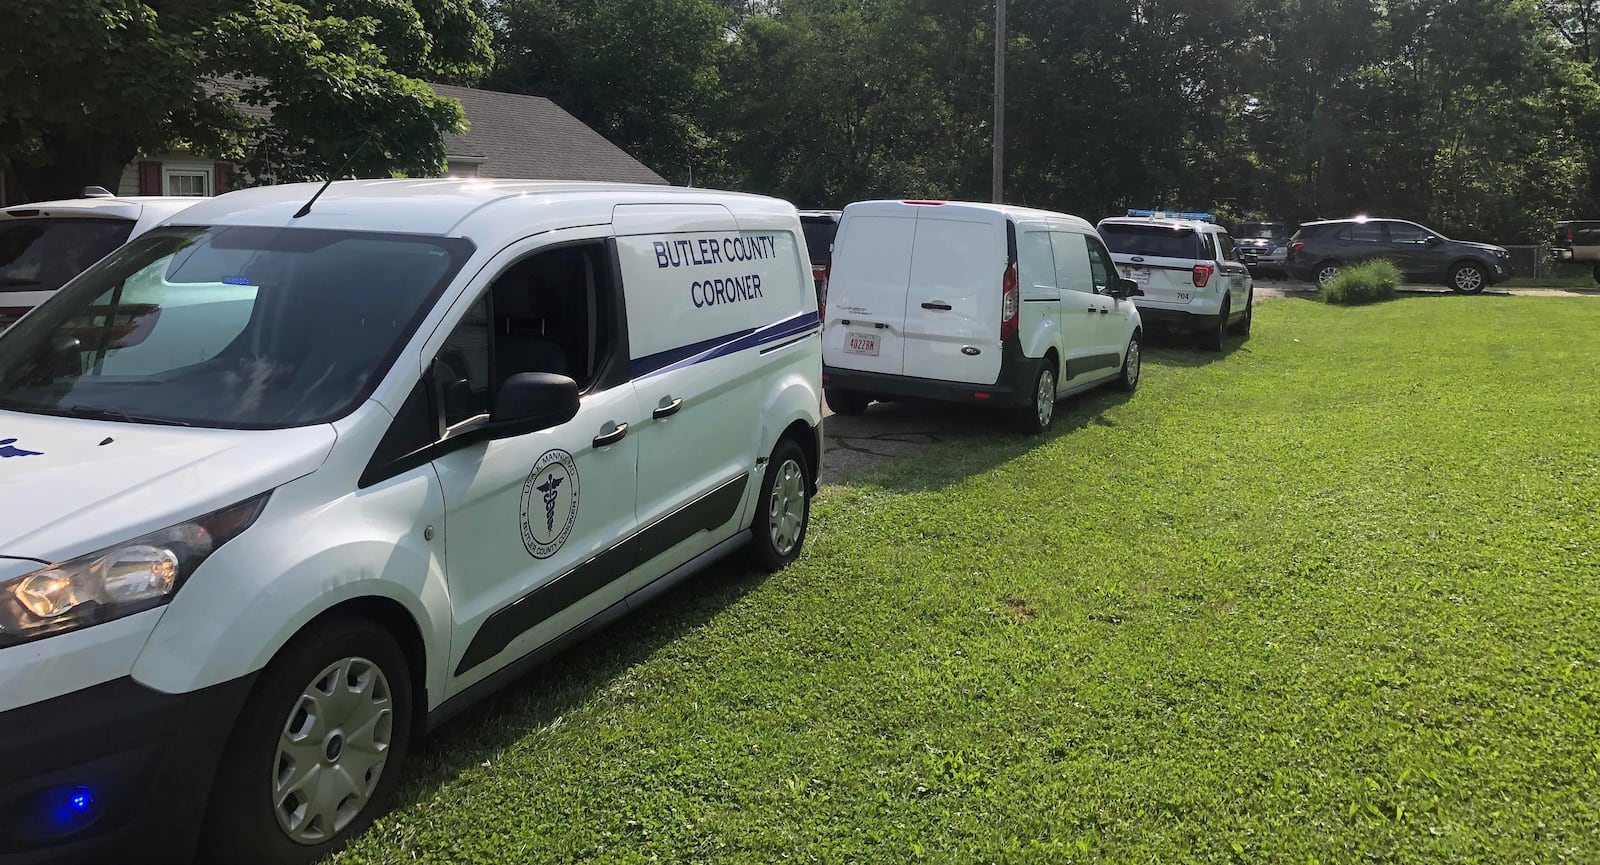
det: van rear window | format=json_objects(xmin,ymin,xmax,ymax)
[
  {"xmin": 1098, "ymin": 224, "xmax": 1202, "ymax": 259},
  {"xmin": 0, "ymin": 218, "xmax": 136, "ymax": 293},
  {"xmin": 801, "ymin": 219, "xmax": 838, "ymax": 265}
]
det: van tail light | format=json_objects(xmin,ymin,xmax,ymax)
[
  {"xmin": 1566, "ymin": 226, "xmax": 1575, "ymax": 242},
  {"xmin": 1192, "ymin": 264, "xmax": 1214, "ymax": 288},
  {"xmin": 1000, "ymin": 263, "xmax": 1020, "ymax": 340}
]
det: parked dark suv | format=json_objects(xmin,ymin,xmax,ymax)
[
  {"xmin": 1233, "ymin": 220, "xmax": 1289, "ymax": 275},
  {"xmin": 1285, "ymin": 217, "xmax": 1510, "ymax": 293}
]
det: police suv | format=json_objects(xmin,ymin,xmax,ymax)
[
  {"xmin": 1097, "ymin": 210, "xmax": 1253, "ymax": 351},
  {"xmin": 0, "ymin": 179, "xmax": 823, "ymax": 864}
]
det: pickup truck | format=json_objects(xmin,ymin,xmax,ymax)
[{"xmin": 1550, "ymin": 220, "xmax": 1600, "ymax": 283}]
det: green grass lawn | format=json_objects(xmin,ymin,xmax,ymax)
[
  {"xmin": 1501, "ymin": 274, "xmax": 1597, "ymax": 289},
  {"xmin": 335, "ymin": 296, "xmax": 1600, "ymax": 865}
]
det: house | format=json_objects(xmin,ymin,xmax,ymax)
[{"xmin": 106, "ymin": 82, "xmax": 667, "ymax": 199}]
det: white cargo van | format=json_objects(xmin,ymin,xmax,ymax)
[
  {"xmin": 0, "ymin": 179, "xmax": 822, "ymax": 865},
  {"xmin": 821, "ymin": 200, "xmax": 1144, "ymax": 432}
]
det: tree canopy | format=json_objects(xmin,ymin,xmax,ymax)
[
  {"xmin": 3, "ymin": 0, "xmax": 1598, "ymax": 243},
  {"xmin": 0, "ymin": 0, "xmax": 492, "ymax": 201}
]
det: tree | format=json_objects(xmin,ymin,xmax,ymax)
[
  {"xmin": 0, "ymin": 0, "xmax": 492, "ymax": 202},
  {"xmin": 488, "ymin": 0, "xmax": 731, "ymax": 184}
]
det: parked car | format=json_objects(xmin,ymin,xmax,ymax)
[
  {"xmin": 0, "ymin": 188, "xmax": 204, "ymax": 330},
  {"xmin": 1550, "ymin": 220, "xmax": 1600, "ymax": 283},
  {"xmin": 799, "ymin": 209, "xmax": 841, "ymax": 314},
  {"xmin": 1285, "ymin": 217, "xmax": 1510, "ymax": 293},
  {"xmin": 1232, "ymin": 219, "xmax": 1290, "ymax": 276},
  {"xmin": 821, "ymin": 199, "xmax": 1144, "ymax": 433},
  {"xmin": 0, "ymin": 179, "xmax": 823, "ymax": 865},
  {"xmin": 1097, "ymin": 213, "xmax": 1253, "ymax": 351}
]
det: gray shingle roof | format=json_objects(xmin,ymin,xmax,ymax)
[
  {"xmin": 199, "ymin": 77, "xmax": 665, "ymax": 185},
  {"xmin": 429, "ymin": 83, "xmax": 666, "ymax": 185}
]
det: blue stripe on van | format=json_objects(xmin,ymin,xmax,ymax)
[{"xmin": 631, "ymin": 310, "xmax": 821, "ymax": 380}]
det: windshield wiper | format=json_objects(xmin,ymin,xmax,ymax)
[{"xmin": 63, "ymin": 405, "xmax": 194, "ymax": 427}]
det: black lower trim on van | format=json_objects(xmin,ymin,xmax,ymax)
[
  {"xmin": 823, "ymin": 337, "xmax": 1038, "ymax": 407},
  {"xmin": 0, "ymin": 673, "xmax": 256, "ymax": 865}
]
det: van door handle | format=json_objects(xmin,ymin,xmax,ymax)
[
  {"xmin": 652, "ymin": 397, "xmax": 683, "ymax": 420},
  {"xmin": 921, "ymin": 301, "xmax": 953, "ymax": 311},
  {"xmin": 1098, "ymin": 308, "xmax": 1109, "ymax": 314},
  {"xmin": 592, "ymin": 423, "xmax": 628, "ymax": 448}
]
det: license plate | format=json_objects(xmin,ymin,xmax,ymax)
[
  {"xmin": 845, "ymin": 332, "xmax": 880, "ymax": 356},
  {"xmin": 1120, "ymin": 266, "xmax": 1150, "ymax": 284}
]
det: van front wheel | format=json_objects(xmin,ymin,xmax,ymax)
[
  {"xmin": 748, "ymin": 437, "xmax": 812, "ymax": 571},
  {"xmin": 198, "ymin": 618, "xmax": 414, "ymax": 865}
]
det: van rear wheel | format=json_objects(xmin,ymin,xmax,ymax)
[
  {"xmin": 1020, "ymin": 362, "xmax": 1056, "ymax": 434},
  {"xmin": 748, "ymin": 437, "xmax": 812, "ymax": 571},
  {"xmin": 198, "ymin": 617, "xmax": 413, "ymax": 865},
  {"xmin": 825, "ymin": 389, "xmax": 869, "ymax": 416}
]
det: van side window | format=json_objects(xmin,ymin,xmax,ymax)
[
  {"xmin": 1019, "ymin": 231, "xmax": 1057, "ymax": 293},
  {"xmin": 1082, "ymin": 235, "xmax": 1115, "ymax": 294},
  {"xmin": 433, "ymin": 242, "xmax": 615, "ymax": 430},
  {"xmin": 1049, "ymin": 232, "xmax": 1093, "ymax": 293}
]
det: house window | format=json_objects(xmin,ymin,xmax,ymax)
[
  {"xmin": 164, "ymin": 169, "xmax": 211, "ymax": 197},
  {"xmin": 444, "ymin": 163, "xmax": 480, "ymax": 179}
]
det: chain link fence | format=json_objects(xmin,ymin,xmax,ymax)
[{"xmin": 1503, "ymin": 245, "xmax": 1597, "ymax": 282}]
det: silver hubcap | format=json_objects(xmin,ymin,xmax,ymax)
[
  {"xmin": 1036, "ymin": 369, "xmax": 1055, "ymax": 427},
  {"xmin": 1318, "ymin": 265, "xmax": 1339, "ymax": 285},
  {"xmin": 273, "ymin": 657, "xmax": 394, "ymax": 845},
  {"xmin": 1455, "ymin": 267, "xmax": 1482, "ymax": 291},
  {"xmin": 1125, "ymin": 341, "xmax": 1141, "ymax": 386},
  {"xmin": 767, "ymin": 458, "xmax": 806, "ymax": 556}
]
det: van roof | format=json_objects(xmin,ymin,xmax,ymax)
[
  {"xmin": 843, "ymin": 199, "xmax": 1094, "ymax": 231},
  {"xmin": 166, "ymin": 179, "xmax": 796, "ymax": 239}
]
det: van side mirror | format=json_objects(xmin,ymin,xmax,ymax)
[
  {"xmin": 487, "ymin": 372, "xmax": 580, "ymax": 439},
  {"xmin": 1110, "ymin": 277, "xmax": 1144, "ymax": 299}
]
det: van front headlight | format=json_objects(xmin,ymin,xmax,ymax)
[{"xmin": 0, "ymin": 493, "xmax": 269, "ymax": 647}]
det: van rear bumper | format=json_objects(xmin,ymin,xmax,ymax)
[{"xmin": 823, "ymin": 339, "xmax": 1036, "ymax": 408}]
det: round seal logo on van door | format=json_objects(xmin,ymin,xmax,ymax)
[{"xmin": 520, "ymin": 449, "xmax": 580, "ymax": 559}]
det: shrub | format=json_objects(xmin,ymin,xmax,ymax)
[{"xmin": 1322, "ymin": 259, "xmax": 1401, "ymax": 305}]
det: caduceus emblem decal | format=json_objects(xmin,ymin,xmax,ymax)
[
  {"xmin": 536, "ymin": 473, "xmax": 564, "ymax": 531},
  {"xmin": 520, "ymin": 450, "xmax": 579, "ymax": 560}
]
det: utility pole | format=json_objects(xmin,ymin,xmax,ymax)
[{"xmin": 992, "ymin": 0, "xmax": 1006, "ymax": 204}]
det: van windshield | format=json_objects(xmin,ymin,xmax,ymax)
[
  {"xmin": 0, "ymin": 225, "xmax": 473, "ymax": 429},
  {"xmin": 1099, "ymin": 224, "xmax": 1203, "ymax": 259}
]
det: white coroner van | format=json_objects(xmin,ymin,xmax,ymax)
[
  {"xmin": 0, "ymin": 179, "xmax": 823, "ymax": 865},
  {"xmin": 820, "ymin": 200, "xmax": 1144, "ymax": 432}
]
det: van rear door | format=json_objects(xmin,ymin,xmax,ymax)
[
  {"xmin": 823, "ymin": 211, "xmax": 916, "ymax": 376},
  {"xmin": 900, "ymin": 213, "xmax": 1004, "ymax": 385}
]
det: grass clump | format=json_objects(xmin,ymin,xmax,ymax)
[{"xmin": 1323, "ymin": 259, "xmax": 1401, "ymax": 304}]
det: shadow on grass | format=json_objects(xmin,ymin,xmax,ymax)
[{"xmin": 384, "ymin": 556, "xmax": 769, "ymax": 813}]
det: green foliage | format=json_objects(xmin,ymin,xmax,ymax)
[
  {"xmin": 332, "ymin": 298, "xmax": 1600, "ymax": 864},
  {"xmin": 488, "ymin": 0, "xmax": 733, "ymax": 185},
  {"xmin": 1323, "ymin": 259, "xmax": 1402, "ymax": 304},
  {"xmin": 0, "ymin": 0, "xmax": 492, "ymax": 199}
]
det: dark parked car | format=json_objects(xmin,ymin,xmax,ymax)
[
  {"xmin": 1285, "ymin": 217, "xmax": 1510, "ymax": 293},
  {"xmin": 1550, "ymin": 220, "xmax": 1600, "ymax": 284},
  {"xmin": 799, "ymin": 209, "xmax": 841, "ymax": 315},
  {"xmin": 1233, "ymin": 220, "xmax": 1289, "ymax": 275}
]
